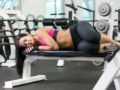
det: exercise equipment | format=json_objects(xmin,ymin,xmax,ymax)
[
  {"xmin": 65, "ymin": 0, "xmax": 80, "ymax": 21},
  {"xmin": 43, "ymin": 18, "xmax": 68, "ymax": 26},
  {"xmin": 0, "ymin": 16, "xmax": 6, "ymax": 63},
  {"xmin": 66, "ymin": 0, "xmax": 95, "ymax": 26},
  {"xmin": 92, "ymin": 60, "xmax": 104, "ymax": 66},
  {"xmin": 0, "ymin": 34, "xmax": 6, "ymax": 63},
  {"xmin": 98, "ymin": 3, "xmax": 111, "ymax": 16},
  {"xmin": 95, "ymin": 20, "xmax": 109, "ymax": 33},
  {"xmin": 36, "ymin": 15, "xmax": 44, "ymax": 28},
  {"xmin": 25, "ymin": 14, "xmax": 44, "ymax": 34},
  {"xmin": 26, "ymin": 14, "xmax": 35, "ymax": 32},
  {"xmin": 113, "ymin": 10, "xmax": 120, "ymax": 40},
  {"xmin": 77, "ymin": 5, "xmax": 95, "ymax": 26},
  {"xmin": 4, "ymin": 50, "xmax": 105, "ymax": 88},
  {"xmin": 43, "ymin": 18, "xmax": 69, "ymax": 30},
  {"xmin": 0, "ymin": 18, "xmax": 42, "ymax": 37},
  {"xmin": 0, "ymin": 16, "xmax": 11, "ymax": 63},
  {"xmin": 3, "ymin": 49, "xmax": 120, "ymax": 90},
  {"xmin": 4, "ymin": 37, "xmax": 11, "ymax": 60},
  {"xmin": 66, "ymin": 0, "xmax": 77, "ymax": 14}
]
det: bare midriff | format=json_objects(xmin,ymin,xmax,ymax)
[{"xmin": 56, "ymin": 28, "xmax": 74, "ymax": 50}]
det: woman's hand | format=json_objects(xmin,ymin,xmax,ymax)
[{"xmin": 25, "ymin": 46, "xmax": 34, "ymax": 53}]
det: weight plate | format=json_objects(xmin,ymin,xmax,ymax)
[
  {"xmin": 96, "ymin": 20, "xmax": 109, "ymax": 33},
  {"xmin": 92, "ymin": 61, "xmax": 104, "ymax": 66},
  {"xmin": 98, "ymin": 3, "xmax": 111, "ymax": 16}
]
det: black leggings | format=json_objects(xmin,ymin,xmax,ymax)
[{"xmin": 70, "ymin": 22, "xmax": 101, "ymax": 54}]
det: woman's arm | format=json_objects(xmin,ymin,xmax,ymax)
[{"xmin": 36, "ymin": 28, "xmax": 59, "ymax": 50}]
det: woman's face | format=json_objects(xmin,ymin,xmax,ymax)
[{"xmin": 19, "ymin": 34, "xmax": 35, "ymax": 47}]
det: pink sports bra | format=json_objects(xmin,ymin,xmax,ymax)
[{"xmin": 38, "ymin": 29, "xmax": 55, "ymax": 46}]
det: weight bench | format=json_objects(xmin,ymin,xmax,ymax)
[{"xmin": 3, "ymin": 50, "xmax": 120, "ymax": 90}]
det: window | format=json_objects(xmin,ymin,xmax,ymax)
[
  {"xmin": 82, "ymin": 0, "xmax": 95, "ymax": 20},
  {"xmin": 45, "ymin": 0, "xmax": 64, "ymax": 18},
  {"xmin": 0, "ymin": 0, "xmax": 21, "ymax": 10}
]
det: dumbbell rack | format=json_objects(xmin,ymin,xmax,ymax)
[
  {"xmin": 0, "ymin": 18, "xmax": 7, "ymax": 63},
  {"xmin": 0, "ymin": 9, "xmax": 25, "ymax": 66},
  {"xmin": 0, "ymin": 19, "xmax": 17, "ymax": 65}
]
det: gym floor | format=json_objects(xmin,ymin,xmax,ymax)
[{"xmin": 0, "ymin": 60, "xmax": 115, "ymax": 90}]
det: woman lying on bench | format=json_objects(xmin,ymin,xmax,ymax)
[{"xmin": 16, "ymin": 21, "xmax": 120, "ymax": 76}]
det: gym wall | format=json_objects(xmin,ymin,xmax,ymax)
[
  {"xmin": 21, "ymin": 0, "xmax": 45, "ymax": 17},
  {"xmin": 21, "ymin": 0, "xmax": 83, "ymax": 20}
]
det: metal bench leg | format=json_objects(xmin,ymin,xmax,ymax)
[
  {"xmin": 4, "ymin": 57, "xmax": 46, "ymax": 88},
  {"xmin": 114, "ymin": 71, "xmax": 120, "ymax": 90},
  {"xmin": 93, "ymin": 52, "xmax": 120, "ymax": 90},
  {"xmin": 114, "ymin": 78, "xmax": 120, "ymax": 90}
]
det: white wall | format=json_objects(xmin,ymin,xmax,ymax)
[
  {"xmin": 21, "ymin": 0, "xmax": 45, "ymax": 17},
  {"xmin": 21, "ymin": 0, "xmax": 82, "ymax": 19}
]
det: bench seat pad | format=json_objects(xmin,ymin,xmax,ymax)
[{"xmin": 23, "ymin": 50, "xmax": 107, "ymax": 57}]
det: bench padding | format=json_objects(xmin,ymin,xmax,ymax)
[{"xmin": 23, "ymin": 50, "xmax": 107, "ymax": 57}]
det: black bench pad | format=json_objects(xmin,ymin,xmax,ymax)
[{"xmin": 23, "ymin": 50, "xmax": 107, "ymax": 57}]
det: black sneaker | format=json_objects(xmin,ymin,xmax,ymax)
[
  {"xmin": 104, "ymin": 44, "xmax": 119, "ymax": 62},
  {"xmin": 103, "ymin": 44, "xmax": 119, "ymax": 52}
]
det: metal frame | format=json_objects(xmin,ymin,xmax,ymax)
[
  {"xmin": 93, "ymin": 50, "xmax": 120, "ymax": 90},
  {"xmin": 3, "ymin": 51, "xmax": 120, "ymax": 90}
]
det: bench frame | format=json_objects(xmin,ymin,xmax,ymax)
[{"xmin": 4, "ymin": 51, "xmax": 120, "ymax": 90}]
